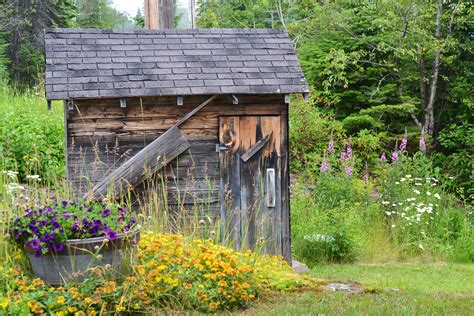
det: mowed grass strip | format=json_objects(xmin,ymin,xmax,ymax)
[{"xmin": 240, "ymin": 263, "xmax": 474, "ymax": 315}]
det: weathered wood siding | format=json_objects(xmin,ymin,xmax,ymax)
[{"xmin": 66, "ymin": 95, "xmax": 288, "ymax": 221}]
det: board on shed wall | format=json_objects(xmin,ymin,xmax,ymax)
[{"xmin": 65, "ymin": 95, "xmax": 289, "ymax": 252}]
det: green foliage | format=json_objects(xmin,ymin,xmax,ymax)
[
  {"xmin": 0, "ymin": 88, "xmax": 64, "ymax": 181},
  {"xmin": 0, "ymin": 0, "xmax": 76, "ymax": 87},
  {"xmin": 75, "ymin": 0, "xmax": 131, "ymax": 28},
  {"xmin": 435, "ymin": 123, "xmax": 474, "ymax": 197},
  {"xmin": 289, "ymin": 96, "xmax": 345, "ymax": 172},
  {"xmin": 291, "ymin": 175, "xmax": 360, "ymax": 265}
]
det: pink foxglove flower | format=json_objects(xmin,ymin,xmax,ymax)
[
  {"xmin": 364, "ymin": 173, "xmax": 369, "ymax": 185},
  {"xmin": 340, "ymin": 151, "xmax": 347, "ymax": 162},
  {"xmin": 391, "ymin": 150, "xmax": 398, "ymax": 163},
  {"xmin": 320, "ymin": 159, "xmax": 330, "ymax": 173},
  {"xmin": 381, "ymin": 152, "xmax": 387, "ymax": 162},
  {"xmin": 345, "ymin": 165, "xmax": 353, "ymax": 177},
  {"xmin": 327, "ymin": 139, "xmax": 334, "ymax": 155},
  {"xmin": 399, "ymin": 137, "xmax": 407, "ymax": 152},
  {"xmin": 346, "ymin": 145, "xmax": 353, "ymax": 159},
  {"xmin": 419, "ymin": 136, "xmax": 426, "ymax": 152}
]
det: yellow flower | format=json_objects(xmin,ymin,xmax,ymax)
[
  {"xmin": 75, "ymin": 311, "xmax": 86, "ymax": 316},
  {"xmin": 56, "ymin": 296, "xmax": 66, "ymax": 305},
  {"xmin": 1, "ymin": 298, "xmax": 9, "ymax": 309},
  {"xmin": 67, "ymin": 306, "xmax": 77, "ymax": 313},
  {"xmin": 209, "ymin": 302, "xmax": 220, "ymax": 309},
  {"xmin": 115, "ymin": 305, "xmax": 126, "ymax": 312}
]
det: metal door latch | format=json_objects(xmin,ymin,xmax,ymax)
[{"xmin": 216, "ymin": 144, "xmax": 230, "ymax": 153}]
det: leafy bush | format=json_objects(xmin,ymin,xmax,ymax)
[
  {"xmin": 291, "ymin": 176, "xmax": 359, "ymax": 265},
  {"xmin": 300, "ymin": 228, "xmax": 357, "ymax": 264},
  {"xmin": 289, "ymin": 96, "xmax": 345, "ymax": 173},
  {"xmin": 0, "ymin": 88, "xmax": 64, "ymax": 182},
  {"xmin": 0, "ymin": 232, "xmax": 316, "ymax": 314}
]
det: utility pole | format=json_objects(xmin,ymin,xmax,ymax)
[
  {"xmin": 190, "ymin": 0, "xmax": 196, "ymax": 28},
  {"xmin": 144, "ymin": 0, "xmax": 173, "ymax": 29},
  {"xmin": 144, "ymin": 0, "xmax": 160, "ymax": 29}
]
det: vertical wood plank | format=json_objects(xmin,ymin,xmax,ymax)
[
  {"xmin": 219, "ymin": 117, "xmax": 241, "ymax": 248},
  {"xmin": 280, "ymin": 105, "xmax": 292, "ymax": 263},
  {"xmin": 239, "ymin": 116, "xmax": 260, "ymax": 251},
  {"xmin": 260, "ymin": 116, "xmax": 281, "ymax": 256}
]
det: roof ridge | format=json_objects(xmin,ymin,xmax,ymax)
[{"xmin": 45, "ymin": 28, "xmax": 287, "ymax": 35}]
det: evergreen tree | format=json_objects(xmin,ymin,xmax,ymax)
[
  {"xmin": 0, "ymin": 0, "xmax": 75, "ymax": 87},
  {"xmin": 75, "ymin": 0, "xmax": 130, "ymax": 29}
]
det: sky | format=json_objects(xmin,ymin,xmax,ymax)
[
  {"xmin": 112, "ymin": 0, "xmax": 189, "ymax": 18},
  {"xmin": 111, "ymin": 0, "xmax": 142, "ymax": 17}
]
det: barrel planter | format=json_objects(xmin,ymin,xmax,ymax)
[{"xmin": 25, "ymin": 228, "xmax": 140, "ymax": 285}]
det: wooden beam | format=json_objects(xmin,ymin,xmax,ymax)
[
  {"xmin": 83, "ymin": 94, "xmax": 217, "ymax": 201},
  {"xmin": 83, "ymin": 126, "xmax": 190, "ymax": 200},
  {"xmin": 240, "ymin": 132, "xmax": 272, "ymax": 162},
  {"xmin": 175, "ymin": 94, "xmax": 217, "ymax": 127}
]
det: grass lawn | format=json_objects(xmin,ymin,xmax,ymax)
[{"xmin": 242, "ymin": 263, "xmax": 474, "ymax": 315}]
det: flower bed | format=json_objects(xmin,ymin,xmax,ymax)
[{"xmin": 0, "ymin": 233, "xmax": 319, "ymax": 314}]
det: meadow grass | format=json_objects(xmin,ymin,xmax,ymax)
[{"xmin": 243, "ymin": 263, "xmax": 474, "ymax": 315}]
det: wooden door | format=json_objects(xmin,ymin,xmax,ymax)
[{"xmin": 219, "ymin": 116, "xmax": 284, "ymax": 257}]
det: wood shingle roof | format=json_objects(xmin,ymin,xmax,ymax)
[{"xmin": 45, "ymin": 28, "xmax": 309, "ymax": 100}]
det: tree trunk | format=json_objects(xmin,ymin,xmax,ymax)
[{"xmin": 423, "ymin": 0, "xmax": 442, "ymax": 136}]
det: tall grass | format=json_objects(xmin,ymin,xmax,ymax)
[{"xmin": 0, "ymin": 86, "xmax": 64, "ymax": 181}]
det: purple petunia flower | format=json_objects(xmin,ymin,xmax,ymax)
[
  {"xmin": 104, "ymin": 227, "xmax": 118, "ymax": 240},
  {"xmin": 41, "ymin": 232, "xmax": 56, "ymax": 242},
  {"xmin": 102, "ymin": 209, "xmax": 111, "ymax": 217},
  {"xmin": 54, "ymin": 243, "xmax": 64, "ymax": 252},
  {"xmin": 61, "ymin": 200, "xmax": 68, "ymax": 208},
  {"xmin": 29, "ymin": 238, "xmax": 41, "ymax": 250},
  {"xmin": 72, "ymin": 222, "xmax": 79, "ymax": 233}
]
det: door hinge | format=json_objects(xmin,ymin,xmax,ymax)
[{"xmin": 216, "ymin": 144, "xmax": 230, "ymax": 153}]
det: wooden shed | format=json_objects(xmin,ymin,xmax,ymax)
[{"xmin": 44, "ymin": 28, "xmax": 309, "ymax": 261}]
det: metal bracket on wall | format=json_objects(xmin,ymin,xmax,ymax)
[
  {"xmin": 215, "ymin": 144, "xmax": 229, "ymax": 153},
  {"xmin": 120, "ymin": 98, "xmax": 127, "ymax": 108},
  {"xmin": 232, "ymin": 95, "xmax": 239, "ymax": 105},
  {"xmin": 177, "ymin": 96, "xmax": 184, "ymax": 106},
  {"xmin": 66, "ymin": 100, "xmax": 74, "ymax": 111}
]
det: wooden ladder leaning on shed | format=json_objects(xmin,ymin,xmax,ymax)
[{"xmin": 82, "ymin": 94, "xmax": 218, "ymax": 201}]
